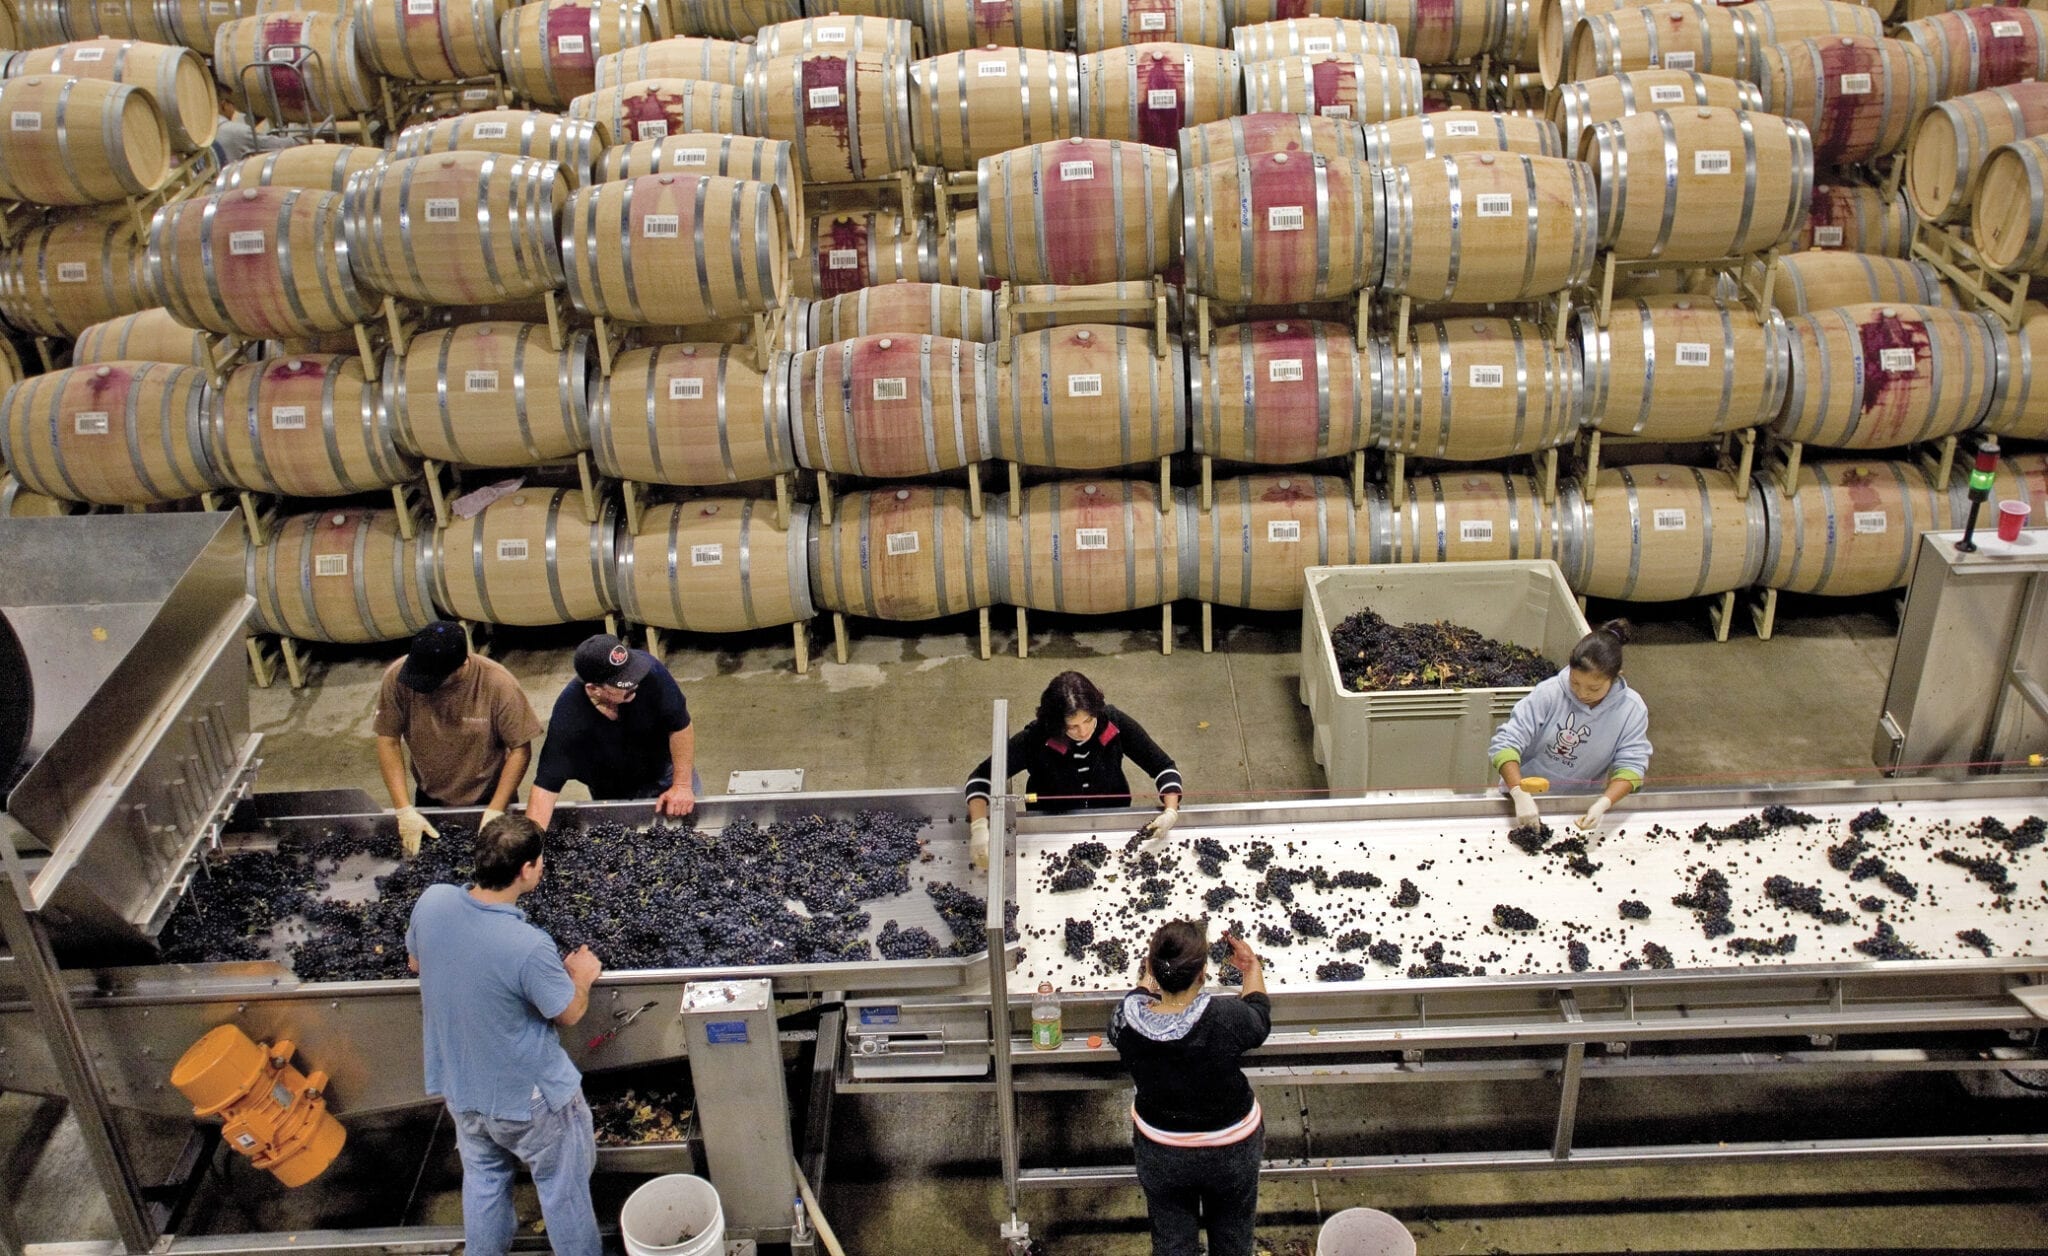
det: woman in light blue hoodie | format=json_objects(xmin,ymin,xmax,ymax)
[{"xmin": 1488, "ymin": 619, "xmax": 1652, "ymax": 836}]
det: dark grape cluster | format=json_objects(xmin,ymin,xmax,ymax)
[
  {"xmin": 1761, "ymin": 805, "xmax": 1820, "ymax": 829},
  {"xmin": 1849, "ymin": 808, "xmax": 1890, "ymax": 836},
  {"xmin": 1727, "ymin": 934, "xmax": 1797, "ymax": 956},
  {"xmin": 1689, "ymin": 815, "xmax": 1766, "ymax": 843},
  {"xmin": 1331, "ymin": 608, "xmax": 1555, "ymax": 693},
  {"xmin": 1764, "ymin": 876, "xmax": 1851, "ymax": 925},
  {"xmin": 1048, "ymin": 864, "xmax": 1097, "ymax": 893},
  {"xmin": 877, "ymin": 921, "xmax": 942, "ymax": 959},
  {"xmin": 1091, "ymin": 938, "xmax": 1129, "ymax": 975},
  {"xmin": 1938, "ymin": 849, "xmax": 2016, "ymax": 894},
  {"xmin": 1133, "ymin": 877, "xmax": 1173, "ymax": 913},
  {"xmin": 1828, "ymin": 835, "xmax": 1872, "ymax": 872},
  {"xmin": 1492, "ymin": 905, "xmax": 1539, "ymax": 931},
  {"xmin": 1567, "ymin": 939, "xmax": 1590, "ymax": 972},
  {"xmin": 1369, "ymin": 939, "xmax": 1402, "ymax": 967},
  {"xmin": 1673, "ymin": 868, "xmax": 1733, "ymax": 938},
  {"xmin": 1854, "ymin": 921, "xmax": 1924, "ymax": 960},
  {"xmin": 1316, "ymin": 961, "xmax": 1365, "ymax": 982},
  {"xmin": 1335, "ymin": 929, "xmax": 1371, "ymax": 952},
  {"xmin": 1263, "ymin": 866, "xmax": 1312, "ymax": 905},
  {"xmin": 927, "ymin": 882, "xmax": 1016, "ymax": 952},
  {"xmin": 1641, "ymin": 942, "xmax": 1676, "ymax": 969},
  {"xmin": 1289, "ymin": 909, "xmax": 1329, "ymax": 939},
  {"xmin": 1859, "ymin": 896, "xmax": 1885, "ymax": 912},
  {"xmin": 1508, "ymin": 823, "xmax": 1550, "ymax": 855},
  {"xmin": 1255, "ymin": 923, "xmax": 1293, "ymax": 948},
  {"xmin": 2004, "ymin": 816, "xmax": 2047, "ymax": 851},
  {"xmin": 1069, "ymin": 840, "xmax": 1112, "ymax": 868},
  {"xmin": 1332, "ymin": 869, "xmax": 1382, "ymax": 889},
  {"xmin": 1618, "ymin": 899, "xmax": 1650, "ymax": 920},
  {"xmin": 1956, "ymin": 928, "xmax": 1995, "ymax": 956},
  {"xmin": 1390, "ymin": 878, "xmax": 1420, "ymax": 908},
  {"xmin": 1878, "ymin": 868, "xmax": 1919, "ymax": 900},
  {"xmin": 1064, "ymin": 918, "xmax": 1095, "ymax": 960},
  {"xmin": 1242, "ymin": 842, "xmax": 1276, "ymax": 872},
  {"xmin": 1203, "ymin": 885, "xmax": 1239, "ymax": 911},
  {"xmin": 158, "ymin": 849, "xmax": 323, "ymax": 964},
  {"xmin": 1407, "ymin": 941, "xmax": 1474, "ymax": 979}
]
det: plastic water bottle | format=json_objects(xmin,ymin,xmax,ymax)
[{"xmin": 1031, "ymin": 981, "xmax": 1062, "ymax": 1050}]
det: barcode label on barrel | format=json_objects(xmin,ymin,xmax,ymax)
[
  {"xmin": 209, "ymin": 1, "xmax": 229, "ymax": 11},
  {"xmin": 73, "ymin": 412, "xmax": 108, "ymax": 436},
  {"xmin": 672, "ymin": 147, "xmax": 708, "ymax": 164},
  {"xmin": 474, "ymin": 122, "xmax": 508, "ymax": 138},
  {"xmin": 1653, "ymin": 508, "xmax": 1688, "ymax": 531},
  {"xmin": 463, "ymin": 88, "xmax": 490, "ymax": 101},
  {"xmin": 1649, "ymin": 84, "xmax": 1686, "ymax": 103},
  {"xmin": 1146, "ymin": 89, "xmax": 1178, "ymax": 108},
  {"xmin": 827, "ymin": 248, "xmax": 859, "ymax": 269},
  {"xmin": 1468, "ymin": 364, "xmax": 1505, "ymax": 388},
  {"xmin": 1318, "ymin": 104, "xmax": 1352, "ymax": 118},
  {"xmin": 314, "ymin": 554, "xmax": 348, "ymax": 577},
  {"xmin": 1303, "ymin": 36, "xmax": 1333, "ymax": 53},
  {"xmin": 1075, "ymin": 527, "xmax": 1110, "ymax": 550},
  {"xmin": 1853, "ymin": 510, "xmax": 1888, "ymax": 534},
  {"xmin": 9, "ymin": 112, "xmax": 38, "ymax": 131},
  {"xmin": 270, "ymin": 405, "xmax": 306, "ymax": 430},
  {"xmin": 496, "ymin": 539, "xmax": 530, "ymax": 561},
  {"xmin": 555, "ymin": 34, "xmax": 583, "ymax": 53},
  {"xmin": 1674, "ymin": 342, "xmax": 1712, "ymax": 366},
  {"xmin": 1067, "ymin": 373, "xmax": 1103, "ymax": 397},
  {"xmin": 1460, "ymin": 520, "xmax": 1494, "ymax": 542},
  {"xmin": 1994, "ymin": 18, "xmax": 2024, "ymax": 35},
  {"xmin": 426, "ymin": 198, "xmax": 460, "ymax": 223},
  {"xmin": 1814, "ymin": 225, "xmax": 1844, "ymax": 246},
  {"xmin": 1267, "ymin": 205, "xmax": 1305, "ymax": 231},
  {"xmin": 1839, "ymin": 72, "xmax": 1871, "ymax": 94},
  {"xmin": 885, "ymin": 531, "xmax": 920, "ymax": 556},
  {"xmin": 267, "ymin": 46, "xmax": 293, "ymax": 61},
  {"xmin": 637, "ymin": 120, "xmax": 668, "ymax": 140},
  {"xmin": 229, "ymin": 230, "xmax": 266, "ymax": 254},
  {"xmin": 71, "ymin": 47, "xmax": 104, "ymax": 61},
  {"xmin": 670, "ymin": 377, "xmax": 705, "ymax": 400},
  {"xmin": 1444, "ymin": 120, "xmax": 1481, "ymax": 137},
  {"xmin": 816, "ymin": 25, "xmax": 847, "ymax": 40},
  {"xmin": 1138, "ymin": 11, "xmax": 1166, "ymax": 28},
  {"xmin": 1880, "ymin": 347, "xmax": 1916, "ymax": 372},
  {"xmin": 978, "ymin": 60, "xmax": 1009, "ymax": 76},
  {"xmin": 873, "ymin": 377, "xmax": 908, "ymax": 401},
  {"xmin": 643, "ymin": 214, "xmax": 680, "ymax": 238},
  {"xmin": 808, "ymin": 86, "xmax": 842, "ymax": 109},
  {"xmin": 1662, "ymin": 51, "xmax": 1694, "ymax": 69},
  {"xmin": 465, "ymin": 370, "xmax": 499, "ymax": 393},
  {"xmin": 408, "ymin": 0, "xmax": 435, "ymax": 12},
  {"xmin": 1269, "ymin": 358, "xmax": 1304, "ymax": 382},
  {"xmin": 690, "ymin": 543, "xmax": 723, "ymax": 566},
  {"xmin": 1267, "ymin": 520, "xmax": 1301, "ymax": 543},
  {"xmin": 1694, "ymin": 149, "xmax": 1731, "ymax": 175},
  {"xmin": 1059, "ymin": 160, "xmax": 1095, "ymax": 180},
  {"xmin": 56, "ymin": 263, "xmax": 86, "ymax": 282},
  {"xmin": 1475, "ymin": 193, "xmax": 1512, "ymax": 217}
]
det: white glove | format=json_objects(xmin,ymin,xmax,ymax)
[
  {"xmin": 969, "ymin": 816, "xmax": 989, "ymax": 870},
  {"xmin": 396, "ymin": 806, "xmax": 438, "ymax": 857},
  {"xmin": 479, "ymin": 808, "xmax": 505, "ymax": 833},
  {"xmin": 1574, "ymin": 795, "xmax": 1613, "ymax": 835},
  {"xmin": 1143, "ymin": 809, "xmax": 1181, "ymax": 841},
  {"xmin": 1508, "ymin": 786, "xmax": 1540, "ymax": 826}
]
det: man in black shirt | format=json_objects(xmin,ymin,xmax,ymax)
[{"xmin": 525, "ymin": 635, "xmax": 697, "ymax": 829}]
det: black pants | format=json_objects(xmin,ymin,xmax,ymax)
[
  {"xmin": 1131, "ymin": 1124, "xmax": 1264, "ymax": 1256},
  {"xmin": 414, "ymin": 788, "xmax": 504, "ymax": 809}
]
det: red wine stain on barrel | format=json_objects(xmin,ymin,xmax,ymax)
[
  {"xmin": 544, "ymin": 4, "xmax": 596, "ymax": 97},
  {"xmin": 1251, "ymin": 321, "xmax": 1321, "ymax": 462},
  {"xmin": 801, "ymin": 54, "xmax": 852, "ymax": 161},
  {"xmin": 215, "ymin": 195, "xmax": 286, "ymax": 331},
  {"xmin": 618, "ymin": 85, "xmax": 674, "ymax": 142},
  {"xmin": 849, "ymin": 336, "xmax": 922, "ymax": 476},
  {"xmin": 1310, "ymin": 59, "xmax": 1354, "ymax": 119},
  {"xmin": 403, "ymin": 0, "xmax": 438, "ymax": 32},
  {"xmin": 1248, "ymin": 153, "xmax": 1316, "ymax": 302},
  {"xmin": 260, "ymin": 17, "xmax": 310, "ymax": 116},
  {"xmin": 1806, "ymin": 184, "xmax": 1845, "ymax": 245},
  {"xmin": 818, "ymin": 217, "xmax": 870, "ymax": 299},
  {"xmin": 1275, "ymin": 0, "xmax": 1311, "ymax": 17},
  {"xmin": 1136, "ymin": 53, "xmax": 1184, "ymax": 150},
  {"xmin": 1967, "ymin": 9, "xmax": 2035, "ymax": 89},
  {"xmin": 1412, "ymin": 0, "xmax": 1456, "ymax": 62},
  {"xmin": 1855, "ymin": 308, "xmax": 1930, "ymax": 438},
  {"xmin": 1126, "ymin": 0, "xmax": 1175, "ymax": 41},
  {"xmin": 973, "ymin": 0, "xmax": 1013, "ymax": 37},
  {"xmin": 1259, "ymin": 474, "xmax": 1313, "ymax": 504},
  {"xmin": 1043, "ymin": 143, "xmax": 1117, "ymax": 283},
  {"xmin": 82, "ymin": 363, "xmax": 130, "ymax": 403},
  {"xmin": 266, "ymin": 357, "xmax": 324, "ymax": 382},
  {"xmin": 1810, "ymin": 40, "xmax": 1883, "ymax": 165},
  {"xmin": 1237, "ymin": 113, "xmax": 1300, "ymax": 158}
]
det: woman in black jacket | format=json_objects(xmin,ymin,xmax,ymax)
[
  {"xmin": 1109, "ymin": 920, "xmax": 1270, "ymax": 1256},
  {"xmin": 964, "ymin": 671, "xmax": 1183, "ymax": 867}
]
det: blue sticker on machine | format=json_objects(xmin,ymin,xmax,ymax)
[
  {"xmin": 705, "ymin": 1020, "xmax": 749, "ymax": 1045},
  {"xmin": 858, "ymin": 1006, "xmax": 900, "ymax": 1026}
]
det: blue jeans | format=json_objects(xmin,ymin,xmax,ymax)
[
  {"xmin": 1132, "ymin": 1124, "xmax": 1266, "ymax": 1256},
  {"xmin": 450, "ymin": 1091, "xmax": 600, "ymax": 1256}
]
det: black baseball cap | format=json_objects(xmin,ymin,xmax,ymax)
[
  {"xmin": 398, "ymin": 621, "xmax": 469, "ymax": 693},
  {"xmin": 574, "ymin": 633, "xmax": 651, "ymax": 689}
]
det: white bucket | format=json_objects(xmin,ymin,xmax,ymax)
[
  {"xmin": 620, "ymin": 1173, "xmax": 725, "ymax": 1256},
  {"xmin": 1317, "ymin": 1207, "xmax": 1416, "ymax": 1256}
]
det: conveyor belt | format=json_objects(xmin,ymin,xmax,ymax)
[{"xmin": 1012, "ymin": 797, "xmax": 2048, "ymax": 989}]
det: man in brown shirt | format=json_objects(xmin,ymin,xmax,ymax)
[{"xmin": 375, "ymin": 622, "xmax": 544, "ymax": 856}]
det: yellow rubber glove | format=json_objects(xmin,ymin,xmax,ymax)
[{"xmin": 396, "ymin": 806, "xmax": 438, "ymax": 858}]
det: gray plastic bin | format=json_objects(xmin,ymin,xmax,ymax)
[{"xmin": 1300, "ymin": 561, "xmax": 1591, "ymax": 795}]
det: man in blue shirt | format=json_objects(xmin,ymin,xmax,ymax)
[
  {"xmin": 525, "ymin": 634, "xmax": 698, "ymax": 829},
  {"xmin": 406, "ymin": 816, "xmax": 602, "ymax": 1256}
]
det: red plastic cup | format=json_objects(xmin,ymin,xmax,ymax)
[{"xmin": 1998, "ymin": 499, "xmax": 2031, "ymax": 543}]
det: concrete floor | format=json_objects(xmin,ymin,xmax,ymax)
[{"xmin": 11, "ymin": 588, "xmax": 2048, "ymax": 1252}]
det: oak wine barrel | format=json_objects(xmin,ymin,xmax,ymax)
[
  {"xmin": 1585, "ymin": 107, "xmax": 1812, "ymax": 262},
  {"xmin": 0, "ymin": 75, "xmax": 170, "ymax": 206},
  {"xmin": 1178, "ymin": 110, "xmax": 1366, "ymax": 168},
  {"xmin": 149, "ymin": 187, "xmax": 376, "ymax": 339},
  {"xmin": 787, "ymin": 332, "xmax": 993, "ymax": 477},
  {"xmin": 995, "ymin": 322, "xmax": 1185, "ymax": 468},
  {"xmin": 1767, "ymin": 250, "xmax": 1950, "ymax": 315},
  {"xmin": 10, "ymin": 37, "xmax": 217, "ymax": 152},
  {"xmin": 1897, "ymin": 7, "xmax": 2048, "ymax": 99},
  {"xmin": 1744, "ymin": 0, "xmax": 1884, "ymax": 49},
  {"xmin": 1777, "ymin": 302, "xmax": 2003, "ymax": 449},
  {"xmin": 216, "ymin": 143, "xmax": 383, "ymax": 193},
  {"xmin": 1755, "ymin": 34, "xmax": 1937, "ymax": 167},
  {"xmin": 1074, "ymin": 0, "xmax": 1227, "ymax": 51},
  {"xmin": 0, "ymin": 360, "xmax": 215, "ymax": 505},
  {"xmin": 616, "ymin": 497, "xmax": 815, "ymax": 633},
  {"xmin": 1970, "ymin": 135, "xmax": 2048, "ymax": 273},
  {"xmin": 802, "ymin": 209, "xmax": 927, "ymax": 299},
  {"xmin": 590, "ymin": 341, "xmax": 794, "ymax": 485},
  {"xmin": 1230, "ymin": 17, "xmax": 1399, "ymax": 60},
  {"xmin": 356, "ymin": 0, "xmax": 510, "ymax": 82},
  {"xmin": 1373, "ymin": 317, "xmax": 1580, "ymax": 460},
  {"xmin": 342, "ymin": 151, "xmax": 566, "ymax": 307},
  {"xmin": 1002, "ymin": 478, "xmax": 1180, "ymax": 613},
  {"xmin": 1906, "ymin": 82, "xmax": 2048, "ymax": 224},
  {"xmin": 750, "ymin": 14, "xmax": 913, "ymax": 59},
  {"xmin": 1795, "ymin": 181, "xmax": 1912, "ymax": 255},
  {"xmin": 498, "ymin": 0, "xmax": 658, "ymax": 110},
  {"xmin": 394, "ymin": 110, "xmax": 607, "ymax": 187},
  {"xmin": 909, "ymin": 46, "xmax": 1080, "ymax": 169},
  {"xmin": 1182, "ymin": 473, "xmax": 1363, "ymax": 610},
  {"xmin": 215, "ymin": 12, "xmax": 375, "ymax": 121},
  {"xmin": 208, "ymin": 353, "xmax": 415, "ymax": 497},
  {"xmin": 561, "ymin": 173, "xmax": 788, "ymax": 325},
  {"xmin": 808, "ymin": 484, "xmax": 996, "ymax": 621},
  {"xmin": 1974, "ymin": 301, "xmax": 2048, "ymax": 440},
  {"xmin": 569, "ymin": 77, "xmax": 743, "ymax": 144},
  {"xmin": 1182, "ymin": 152, "xmax": 1380, "ymax": 304},
  {"xmin": 1757, "ymin": 458, "xmax": 1947, "ymax": 594},
  {"xmin": 978, "ymin": 137, "xmax": 1179, "ymax": 286},
  {"xmin": 157, "ymin": 0, "xmax": 247, "ymax": 54},
  {"xmin": 1562, "ymin": 464, "xmax": 1765, "ymax": 601},
  {"xmin": 1187, "ymin": 319, "xmax": 1369, "ymax": 463},
  {"xmin": 677, "ymin": 0, "xmax": 798, "ymax": 41},
  {"xmin": 921, "ymin": 0, "xmax": 1064, "ymax": 51},
  {"xmin": 595, "ymin": 34, "xmax": 752, "ymax": 88},
  {"xmin": 1949, "ymin": 450, "xmax": 2048, "ymax": 525},
  {"xmin": 247, "ymin": 508, "xmax": 437, "ymax": 643},
  {"xmin": 1362, "ymin": 0, "xmax": 1500, "ymax": 64},
  {"xmin": 1379, "ymin": 152, "xmax": 1597, "ymax": 303},
  {"xmin": 1371, "ymin": 470, "xmax": 1566, "ymax": 565},
  {"xmin": 1579, "ymin": 295, "xmax": 1789, "ymax": 439},
  {"xmin": 0, "ymin": 211, "xmax": 152, "ymax": 338},
  {"xmin": 1240, "ymin": 52, "xmax": 1422, "ymax": 122},
  {"xmin": 1, "ymin": 474, "xmax": 74, "ymax": 515},
  {"xmin": 1566, "ymin": 2, "xmax": 1760, "ymax": 84},
  {"xmin": 71, "ymin": 308, "xmax": 210, "ymax": 365},
  {"xmin": 745, "ymin": 47, "xmax": 913, "ymax": 184},
  {"xmin": 1545, "ymin": 68, "xmax": 1762, "ymax": 157},
  {"xmin": 386, "ymin": 322, "xmax": 592, "ymax": 467},
  {"xmin": 1077, "ymin": 43, "xmax": 1240, "ymax": 147},
  {"xmin": 798, "ymin": 281, "xmax": 996, "ymax": 345},
  {"xmin": 431, "ymin": 486, "xmax": 619, "ymax": 626},
  {"xmin": 1361, "ymin": 110, "xmax": 1562, "ymax": 164}
]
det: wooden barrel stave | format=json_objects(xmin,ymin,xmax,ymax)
[
  {"xmin": 343, "ymin": 152, "xmax": 567, "ymax": 307},
  {"xmin": 1757, "ymin": 34, "xmax": 1937, "ymax": 167},
  {"xmin": 1746, "ymin": 0, "xmax": 1885, "ymax": 49},
  {"xmin": 1546, "ymin": 69, "xmax": 1763, "ymax": 158},
  {"xmin": 1568, "ymin": 2, "xmax": 1759, "ymax": 84},
  {"xmin": 1586, "ymin": 106, "xmax": 1813, "ymax": 263},
  {"xmin": 1184, "ymin": 152, "xmax": 1380, "ymax": 304},
  {"xmin": 591, "ymin": 342, "xmax": 793, "ymax": 485},
  {"xmin": 394, "ymin": 110, "xmax": 609, "ymax": 187},
  {"xmin": 801, "ymin": 209, "xmax": 929, "ymax": 299},
  {"xmin": 1187, "ymin": 319, "xmax": 1369, "ymax": 462},
  {"xmin": 1371, "ymin": 470, "xmax": 1565, "ymax": 564},
  {"xmin": 677, "ymin": 0, "xmax": 801, "ymax": 41},
  {"xmin": 788, "ymin": 332, "xmax": 992, "ymax": 477},
  {"xmin": 1362, "ymin": 0, "xmax": 1500, "ymax": 63},
  {"xmin": 387, "ymin": 321, "xmax": 592, "ymax": 467},
  {"xmin": 1777, "ymin": 302, "xmax": 2003, "ymax": 448},
  {"xmin": 11, "ymin": 37, "xmax": 218, "ymax": 152},
  {"xmin": 1579, "ymin": 295, "xmax": 1789, "ymax": 439},
  {"xmin": 1380, "ymin": 152, "xmax": 1597, "ymax": 303},
  {"xmin": 1758, "ymin": 458, "xmax": 1947, "ymax": 594},
  {"xmin": 909, "ymin": 47, "xmax": 1081, "ymax": 170},
  {"xmin": 745, "ymin": 48, "xmax": 913, "ymax": 184},
  {"xmin": 1897, "ymin": 7, "xmax": 2048, "ymax": 100},
  {"xmin": 1563, "ymin": 464, "xmax": 1766, "ymax": 600},
  {"xmin": 922, "ymin": 0, "xmax": 1064, "ymax": 51},
  {"xmin": 995, "ymin": 322, "xmax": 1186, "ymax": 468},
  {"xmin": 72, "ymin": 308, "xmax": 211, "ymax": 366},
  {"xmin": 1001, "ymin": 477, "xmax": 1179, "ymax": 613},
  {"xmin": 0, "ymin": 212, "xmax": 152, "ymax": 339},
  {"xmin": 0, "ymin": 75, "xmax": 170, "ymax": 206},
  {"xmin": 1230, "ymin": 17, "xmax": 1401, "ymax": 60},
  {"xmin": 0, "ymin": 360, "xmax": 217, "ymax": 505},
  {"xmin": 1178, "ymin": 111, "xmax": 1367, "ymax": 167},
  {"xmin": 216, "ymin": 143, "xmax": 384, "ymax": 193},
  {"xmin": 1767, "ymin": 251, "xmax": 1950, "ymax": 314},
  {"xmin": 149, "ymin": 187, "xmax": 378, "ymax": 339},
  {"xmin": 569, "ymin": 77, "xmax": 744, "ymax": 146},
  {"xmin": 1074, "ymin": 0, "xmax": 1228, "ymax": 51},
  {"xmin": 798, "ymin": 282, "xmax": 996, "ymax": 345},
  {"xmin": 1240, "ymin": 53, "xmax": 1422, "ymax": 122},
  {"xmin": 596, "ymin": 35, "xmax": 752, "ymax": 89},
  {"xmin": 431, "ymin": 486, "xmax": 619, "ymax": 625},
  {"xmin": 750, "ymin": 14, "xmax": 915, "ymax": 60},
  {"xmin": 616, "ymin": 497, "xmax": 814, "ymax": 632},
  {"xmin": 498, "ymin": 0, "xmax": 657, "ymax": 110},
  {"xmin": 1373, "ymin": 317, "xmax": 1580, "ymax": 460},
  {"xmin": 1182, "ymin": 472, "xmax": 1363, "ymax": 609},
  {"xmin": 562, "ymin": 173, "xmax": 788, "ymax": 324},
  {"xmin": 209, "ymin": 352, "xmax": 414, "ymax": 496},
  {"xmin": 216, "ymin": 12, "xmax": 376, "ymax": 121},
  {"xmin": 1981, "ymin": 302, "xmax": 2048, "ymax": 440},
  {"xmin": 1361, "ymin": 110, "xmax": 1563, "ymax": 164},
  {"xmin": 978, "ymin": 138, "xmax": 1180, "ymax": 286},
  {"xmin": 357, "ymin": 0, "xmax": 510, "ymax": 82},
  {"xmin": 247, "ymin": 507, "xmax": 437, "ymax": 643},
  {"xmin": 1077, "ymin": 43, "xmax": 1241, "ymax": 147},
  {"xmin": 808, "ymin": 484, "xmax": 995, "ymax": 619},
  {"xmin": 1796, "ymin": 181, "xmax": 1913, "ymax": 255}
]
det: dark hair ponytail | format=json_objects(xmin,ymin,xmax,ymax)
[
  {"xmin": 1036, "ymin": 670, "xmax": 1106, "ymax": 732},
  {"xmin": 1568, "ymin": 618, "xmax": 1631, "ymax": 679},
  {"xmin": 1147, "ymin": 919, "xmax": 1209, "ymax": 994}
]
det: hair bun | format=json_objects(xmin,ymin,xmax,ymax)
[{"xmin": 1598, "ymin": 618, "xmax": 1633, "ymax": 646}]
